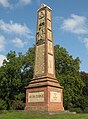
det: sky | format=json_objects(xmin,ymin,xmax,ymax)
[{"xmin": 0, "ymin": 0, "xmax": 88, "ymax": 73}]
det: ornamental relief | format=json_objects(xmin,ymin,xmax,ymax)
[
  {"xmin": 36, "ymin": 10, "xmax": 45, "ymax": 44},
  {"xmin": 39, "ymin": 10, "xmax": 45, "ymax": 19}
]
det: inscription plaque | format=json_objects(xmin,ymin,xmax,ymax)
[
  {"xmin": 28, "ymin": 91, "xmax": 44, "ymax": 102},
  {"xmin": 50, "ymin": 91, "xmax": 61, "ymax": 102}
]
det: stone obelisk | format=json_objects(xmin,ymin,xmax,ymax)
[{"xmin": 25, "ymin": 3, "xmax": 64, "ymax": 113}]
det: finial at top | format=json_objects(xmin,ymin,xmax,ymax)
[
  {"xmin": 40, "ymin": 3, "xmax": 46, "ymax": 8},
  {"xmin": 40, "ymin": 3, "xmax": 52, "ymax": 10}
]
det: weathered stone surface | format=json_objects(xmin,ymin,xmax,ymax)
[
  {"xmin": 35, "ymin": 44, "xmax": 45, "ymax": 76},
  {"xmin": 25, "ymin": 85, "xmax": 64, "ymax": 112}
]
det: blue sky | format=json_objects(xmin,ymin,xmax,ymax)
[{"xmin": 0, "ymin": 0, "xmax": 88, "ymax": 73}]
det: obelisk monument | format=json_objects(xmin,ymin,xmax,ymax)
[{"xmin": 25, "ymin": 3, "xmax": 64, "ymax": 113}]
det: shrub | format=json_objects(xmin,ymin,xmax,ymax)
[
  {"xmin": 83, "ymin": 107, "xmax": 88, "ymax": 113},
  {"xmin": 0, "ymin": 99, "xmax": 7, "ymax": 110},
  {"xmin": 11, "ymin": 100, "xmax": 25, "ymax": 110},
  {"xmin": 69, "ymin": 107, "xmax": 83, "ymax": 113}
]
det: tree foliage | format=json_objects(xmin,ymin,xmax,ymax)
[
  {"xmin": 79, "ymin": 72, "xmax": 88, "ymax": 112},
  {"xmin": 0, "ymin": 45, "xmax": 86, "ymax": 112},
  {"xmin": 0, "ymin": 51, "xmax": 24, "ymax": 109},
  {"xmin": 81, "ymin": 72, "xmax": 88, "ymax": 96},
  {"xmin": 54, "ymin": 45, "xmax": 84, "ymax": 109}
]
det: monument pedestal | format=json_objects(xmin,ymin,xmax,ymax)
[{"xmin": 25, "ymin": 77, "xmax": 64, "ymax": 113}]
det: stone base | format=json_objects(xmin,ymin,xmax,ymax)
[
  {"xmin": 24, "ymin": 110, "xmax": 76, "ymax": 114},
  {"xmin": 25, "ymin": 77, "xmax": 64, "ymax": 112}
]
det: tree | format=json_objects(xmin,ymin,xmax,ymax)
[
  {"xmin": 54, "ymin": 45, "xmax": 84, "ymax": 109},
  {"xmin": 21, "ymin": 47, "xmax": 35, "ymax": 86},
  {"xmin": 0, "ymin": 47, "xmax": 35, "ymax": 110},
  {"xmin": 79, "ymin": 72, "xmax": 88, "ymax": 112},
  {"xmin": 0, "ymin": 51, "xmax": 24, "ymax": 109},
  {"xmin": 0, "ymin": 45, "xmax": 85, "ymax": 110},
  {"xmin": 81, "ymin": 72, "xmax": 88, "ymax": 96}
]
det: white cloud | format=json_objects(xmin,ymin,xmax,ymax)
[
  {"xmin": 0, "ymin": 19, "xmax": 34, "ymax": 38},
  {"xmin": 61, "ymin": 14, "xmax": 88, "ymax": 34},
  {"xmin": 18, "ymin": 0, "xmax": 32, "ymax": 6},
  {"xmin": 0, "ymin": 55, "xmax": 6, "ymax": 67},
  {"xmin": 82, "ymin": 38, "xmax": 88, "ymax": 50},
  {"xmin": 0, "ymin": 0, "xmax": 32, "ymax": 8},
  {"xmin": 0, "ymin": 0, "xmax": 11, "ymax": 8},
  {"xmin": 0, "ymin": 36, "xmax": 6, "ymax": 51},
  {"xmin": 12, "ymin": 38, "xmax": 24, "ymax": 48}
]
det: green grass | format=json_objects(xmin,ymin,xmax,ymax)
[{"xmin": 0, "ymin": 111, "xmax": 88, "ymax": 119}]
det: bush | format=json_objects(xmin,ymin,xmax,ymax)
[
  {"xmin": 69, "ymin": 107, "xmax": 83, "ymax": 113},
  {"xmin": 83, "ymin": 107, "xmax": 88, "ymax": 113},
  {"xmin": 0, "ymin": 99, "xmax": 7, "ymax": 110},
  {"xmin": 76, "ymin": 96, "xmax": 88, "ymax": 111},
  {"xmin": 11, "ymin": 100, "xmax": 25, "ymax": 110}
]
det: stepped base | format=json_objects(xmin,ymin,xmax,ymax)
[{"xmin": 25, "ymin": 77, "xmax": 64, "ymax": 112}]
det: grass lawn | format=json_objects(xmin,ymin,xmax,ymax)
[{"xmin": 0, "ymin": 111, "xmax": 88, "ymax": 119}]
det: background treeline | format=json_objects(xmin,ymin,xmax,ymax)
[{"xmin": 0, "ymin": 45, "xmax": 88, "ymax": 113}]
